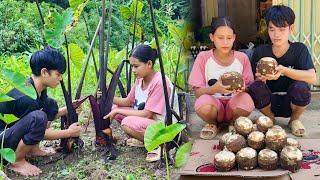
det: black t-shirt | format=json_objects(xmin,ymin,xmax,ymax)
[
  {"xmin": 0, "ymin": 78, "xmax": 58, "ymax": 131},
  {"xmin": 251, "ymin": 42, "xmax": 315, "ymax": 92}
]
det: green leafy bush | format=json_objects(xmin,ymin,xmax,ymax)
[{"xmin": 0, "ymin": 0, "xmax": 50, "ymax": 54}]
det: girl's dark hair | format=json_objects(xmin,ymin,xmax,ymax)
[
  {"xmin": 265, "ymin": 5, "xmax": 295, "ymax": 27},
  {"xmin": 131, "ymin": 44, "xmax": 159, "ymax": 64},
  {"xmin": 30, "ymin": 46, "xmax": 66, "ymax": 76},
  {"xmin": 211, "ymin": 17, "xmax": 236, "ymax": 35}
]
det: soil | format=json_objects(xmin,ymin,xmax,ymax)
[{"xmin": 5, "ymin": 108, "xmax": 175, "ymax": 180}]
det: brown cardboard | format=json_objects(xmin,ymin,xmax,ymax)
[
  {"xmin": 178, "ymin": 139, "xmax": 320, "ymax": 180},
  {"xmin": 289, "ymin": 139, "xmax": 320, "ymax": 180}
]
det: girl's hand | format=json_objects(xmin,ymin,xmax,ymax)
[
  {"xmin": 234, "ymin": 81, "xmax": 246, "ymax": 93},
  {"xmin": 212, "ymin": 78, "xmax": 233, "ymax": 94},
  {"xmin": 103, "ymin": 109, "xmax": 118, "ymax": 120},
  {"xmin": 255, "ymin": 71, "xmax": 267, "ymax": 82}
]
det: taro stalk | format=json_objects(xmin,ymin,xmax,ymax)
[
  {"xmin": 144, "ymin": 122, "xmax": 190, "ymax": 180},
  {"xmin": 36, "ymin": 0, "xmax": 90, "ymax": 152}
]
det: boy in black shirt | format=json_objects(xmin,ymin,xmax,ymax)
[
  {"xmin": 248, "ymin": 5, "xmax": 317, "ymax": 137},
  {"xmin": 0, "ymin": 47, "xmax": 81, "ymax": 176}
]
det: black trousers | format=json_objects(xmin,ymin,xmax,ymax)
[
  {"xmin": 248, "ymin": 81, "xmax": 311, "ymax": 117},
  {"xmin": 0, "ymin": 110, "xmax": 48, "ymax": 150}
]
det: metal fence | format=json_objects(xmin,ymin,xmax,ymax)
[{"xmin": 274, "ymin": 0, "xmax": 320, "ymax": 70}]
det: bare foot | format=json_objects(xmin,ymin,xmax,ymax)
[
  {"xmin": 28, "ymin": 146, "xmax": 56, "ymax": 157},
  {"xmin": 9, "ymin": 159, "xmax": 42, "ymax": 176}
]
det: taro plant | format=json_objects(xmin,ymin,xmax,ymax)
[
  {"xmin": 119, "ymin": 0, "xmax": 144, "ymax": 42},
  {"xmin": 0, "ymin": 68, "xmax": 37, "ymax": 100},
  {"xmin": 0, "ymin": 93, "xmax": 18, "ymax": 171},
  {"xmin": 126, "ymin": 174, "xmax": 136, "ymax": 180},
  {"xmin": 175, "ymin": 141, "xmax": 192, "ymax": 168},
  {"xmin": 144, "ymin": 121, "xmax": 191, "ymax": 180},
  {"xmin": 0, "ymin": 93, "xmax": 19, "ymax": 126},
  {"xmin": 0, "ymin": 125, "xmax": 16, "ymax": 171}
]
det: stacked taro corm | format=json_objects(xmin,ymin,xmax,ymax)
[{"xmin": 214, "ymin": 116, "xmax": 303, "ymax": 172}]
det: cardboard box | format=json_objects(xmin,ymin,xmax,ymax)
[{"xmin": 178, "ymin": 139, "xmax": 320, "ymax": 180}]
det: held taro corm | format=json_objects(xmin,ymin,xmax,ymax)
[{"xmin": 220, "ymin": 71, "xmax": 244, "ymax": 91}]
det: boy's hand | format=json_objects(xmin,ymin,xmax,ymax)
[
  {"xmin": 256, "ymin": 65, "xmax": 287, "ymax": 82},
  {"xmin": 264, "ymin": 65, "xmax": 286, "ymax": 80},
  {"xmin": 103, "ymin": 109, "xmax": 118, "ymax": 120},
  {"xmin": 59, "ymin": 107, "xmax": 68, "ymax": 116},
  {"xmin": 275, "ymin": 65, "xmax": 287, "ymax": 76},
  {"xmin": 68, "ymin": 122, "xmax": 81, "ymax": 137}
]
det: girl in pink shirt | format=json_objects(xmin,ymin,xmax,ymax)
[
  {"xmin": 189, "ymin": 17, "xmax": 255, "ymax": 139},
  {"xmin": 104, "ymin": 44, "xmax": 177, "ymax": 162}
]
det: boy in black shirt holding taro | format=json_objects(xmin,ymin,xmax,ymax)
[
  {"xmin": 0, "ymin": 47, "xmax": 81, "ymax": 176},
  {"xmin": 248, "ymin": 5, "xmax": 317, "ymax": 137}
]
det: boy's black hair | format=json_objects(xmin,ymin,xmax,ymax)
[
  {"xmin": 211, "ymin": 16, "xmax": 236, "ymax": 35},
  {"xmin": 265, "ymin": 5, "xmax": 295, "ymax": 27},
  {"xmin": 30, "ymin": 46, "xmax": 66, "ymax": 76},
  {"xmin": 131, "ymin": 44, "xmax": 158, "ymax": 65}
]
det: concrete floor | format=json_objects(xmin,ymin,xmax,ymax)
[{"xmin": 187, "ymin": 92, "xmax": 320, "ymax": 141}]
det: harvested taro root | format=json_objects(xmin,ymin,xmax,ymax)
[
  {"xmin": 256, "ymin": 116, "xmax": 274, "ymax": 133},
  {"xmin": 286, "ymin": 138, "xmax": 301, "ymax": 149},
  {"xmin": 265, "ymin": 125, "xmax": 287, "ymax": 152},
  {"xmin": 225, "ymin": 133, "xmax": 247, "ymax": 153},
  {"xmin": 280, "ymin": 146, "xmax": 303, "ymax": 172},
  {"xmin": 258, "ymin": 149, "xmax": 279, "ymax": 170},
  {"xmin": 236, "ymin": 147, "xmax": 258, "ymax": 170},
  {"xmin": 219, "ymin": 132, "xmax": 232, "ymax": 150},
  {"xmin": 248, "ymin": 131, "xmax": 265, "ymax": 150},
  {"xmin": 252, "ymin": 124, "xmax": 258, "ymax": 131},
  {"xmin": 234, "ymin": 116, "xmax": 253, "ymax": 136},
  {"xmin": 256, "ymin": 57, "xmax": 278, "ymax": 75},
  {"xmin": 220, "ymin": 71, "xmax": 244, "ymax": 91},
  {"xmin": 214, "ymin": 148, "xmax": 236, "ymax": 172}
]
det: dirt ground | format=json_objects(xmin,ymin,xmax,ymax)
[{"xmin": 5, "ymin": 108, "xmax": 173, "ymax": 180}]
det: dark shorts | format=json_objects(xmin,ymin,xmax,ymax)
[
  {"xmin": 248, "ymin": 81, "xmax": 311, "ymax": 118},
  {"xmin": 0, "ymin": 110, "xmax": 48, "ymax": 150}
]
